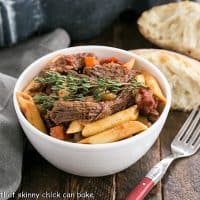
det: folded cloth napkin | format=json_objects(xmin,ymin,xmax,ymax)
[{"xmin": 0, "ymin": 28, "xmax": 70, "ymax": 200}]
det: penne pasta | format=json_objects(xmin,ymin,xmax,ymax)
[
  {"xmin": 82, "ymin": 105, "xmax": 138, "ymax": 137},
  {"xmin": 123, "ymin": 58, "xmax": 135, "ymax": 70},
  {"xmin": 143, "ymin": 71, "xmax": 166, "ymax": 103},
  {"xmin": 23, "ymin": 80, "xmax": 41, "ymax": 96},
  {"xmin": 79, "ymin": 121, "xmax": 147, "ymax": 144},
  {"xmin": 135, "ymin": 74, "xmax": 145, "ymax": 84},
  {"xmin": 66, "ymin": 120, "xmax": 84, "ymax": 134},
  {"xmin": 137, "ymin": 116, "xmax": 151, "ymax": 127},
  {"xmin": 17, "ymin": 92, "xmax": 47, "ymax": 133}
]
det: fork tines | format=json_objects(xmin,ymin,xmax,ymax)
[{"xmin": 174, "ymin": 106, "xmax": 200, "ymax": 150}]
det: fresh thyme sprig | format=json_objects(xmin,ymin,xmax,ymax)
[
  {"xmin": 35, "ymin": 71, "xmax": 67, "ymax": 91},
  {"xmin": 34, "ymin": 71, "xmax": 146, "ymax": 105},
  {"xmin": 33, "ymin": 94, "xmax": 59, "ymax": 111}
]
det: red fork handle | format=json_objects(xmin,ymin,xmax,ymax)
[{"xmin": 126, "ymin": 177, "xmax": 154, "ymax": 200}]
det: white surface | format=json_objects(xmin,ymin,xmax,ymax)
[{"xmin": 13, "ymin": 46, "xmax": 171, "ymax": 177}]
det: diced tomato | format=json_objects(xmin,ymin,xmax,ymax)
[{"xmin": 100, "ymin": 57, "xmax": 121, "ymax": 65}]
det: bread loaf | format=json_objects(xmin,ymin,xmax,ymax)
[
  {"xmin": 137, "ymin": 2, "xmax": 200, "ymax": 60},
  {"xmin": 130, "ymin": 49, "xmax": 200, "ymax": 111}
]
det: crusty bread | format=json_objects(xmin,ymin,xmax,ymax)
[
  {"xmin": 137, "ymin": 2, "xmax": 200, "ymax": 60},
  {"xmin": 130, "ymin": 49, "xmax": 200, "ymax": 111}
]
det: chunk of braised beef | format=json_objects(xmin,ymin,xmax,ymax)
[
  {"xmin": 45, "ymin": 84, "xmax": 53, "ymax": 95},
  {"xmin": 135, "ymin": 88, "xmax": 158, "ymax": 116},
  {"xmin": 44, "ymin": 111, "xmax": 56, "ymax": 129},
  {"xmin": 148, "ymin": 110, "xmax": 160, "ymax": 122},
  {"xmin": 28, "ymin": 82, "xmax": 45, "ymax": 93},
  {"xmin": 49, "ymin": 91, "xmax": 133, "ymax": 124},
  {"xmin": 84, "ymin": 62, "xmax": 135, "ymax": 82},
  {"xmin": 46, "ymin": 53, "xmax": 95, "ymax": 73}
]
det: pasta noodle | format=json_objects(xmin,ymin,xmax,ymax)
[{"xmin": 17, "ymin": 92, "xmax": 47, "ymax": 133}]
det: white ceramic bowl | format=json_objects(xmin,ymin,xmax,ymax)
[{"xmin": 13, "ymin": 46, "xmax": 171, "ymax": 177}]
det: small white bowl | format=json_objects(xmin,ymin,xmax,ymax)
[{"xmin": 13, "ymin": 46, "xmax": 171, "ymax": 177}]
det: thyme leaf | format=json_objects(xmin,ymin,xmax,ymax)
[
  {"xmin": 34, "ymin": 71, "xmax": 146, "ymax": 102},
  {"xmin": 33, "ymin": 94, "xmax": 59, "ymax": 111}
]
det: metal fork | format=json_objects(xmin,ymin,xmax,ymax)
[{"xmin": 126, "ymin": 107, "xmax": 200, "ymax": 200}]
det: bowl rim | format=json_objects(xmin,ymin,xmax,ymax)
[{"xmin": 13, "ymin": 45, "xmax": 171, "ymax": 150}]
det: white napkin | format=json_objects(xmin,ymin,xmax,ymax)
[{"xmin": 0, "ymin": 28, "xmax": 70, "ymax": 200}]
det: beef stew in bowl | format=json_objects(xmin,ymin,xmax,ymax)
[{"xmin": 17, "ymin": 52, "xmax": 166, "ymax": 144}]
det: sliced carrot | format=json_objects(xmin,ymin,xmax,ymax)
[
  {"xmin": 84, "ymin": 56, "xmax": 97, "ymax": 68},
  {"xmin": 50, "ymin": 125, "xmax": 65, "ymax": 140},
  {"xmin": 100, "ymin": 57, "xmax": 121, "ymax": 65}
]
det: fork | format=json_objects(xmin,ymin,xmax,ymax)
[{"xmin": 126, "ymin": 107, "xmax": 200, "ymax": 200}]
